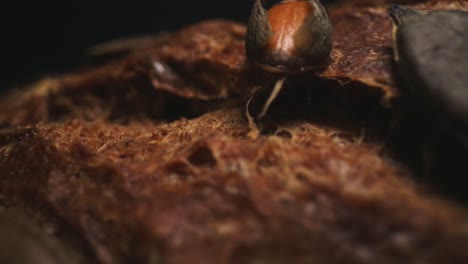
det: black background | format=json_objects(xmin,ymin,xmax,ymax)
[{"xmin": 1, "ymin": 0, "xmax": 337, "ymax": 91}]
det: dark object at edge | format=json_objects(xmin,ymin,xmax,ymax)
[{"xmin": 389, "ymin": 4, "xmax": 468, "ymax": 147}]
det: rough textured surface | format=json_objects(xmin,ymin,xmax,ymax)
[
  {"xmin": 0, "ymin": 21, "xmax": 248, "ymax": 127},
  {"xmin": 1, "ymin": 0, "xmax": 468, "ymax": 263},
  {"xmin": 148, "ymin": 21, "xmax": 249, "ymax": 100},
  {"xmin": 2, "ymin": 1, "xmax": 466, "ymax": 127},
  {"xmin": 323, "ymin": 0, "xmax": 468, "ymax": 100},
  {"xmin": 0, "ymin": 1, "xmax": 431, "ymax": 128},
  {"xmin": 323, "ymin": 5, "xmax": 395, "ymax": 99},
  {"xmin": 1, "ymin": 111, "xmax": 468, "ymax": 264}
]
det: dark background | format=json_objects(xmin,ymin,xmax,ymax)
[{"xmin": 1, "ymin": 1, "xmax": 337, "ymax": 91}]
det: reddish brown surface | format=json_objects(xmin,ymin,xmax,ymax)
[
  {"xmin": 320, "ymin": 0, "xmax": 468, "ymax": 98},
  {"xmin": 266, "ymin": 1, "xmax": 313, "ymax": 54},
  {"xmin": 0, "ymin": 11, "xmax": 396, "ymax": 129},
  {"xmin": 149, "ymin": 21, "xmax": 249, "ymax": 99},
  {"xmin": 0, "ymin": 3, "xmax": 402, "ymax": 128},
  {"xmin": 1, "ymin": 0, "xmax": 468, "ymax": 263},
  {"xmin": 3, "ymin": 1, "xmax": 466, "ymax": 129},
  {"xmin": 0, "ymin": 2, "xmax": 424, "ymax": 128},
  {"xmin": 1, "ymin": 111, "xmax": 468, "ymax": 263},
  {"xmin": 322, "ymin": 6, "xmax": 395, "ymax": 98}
]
